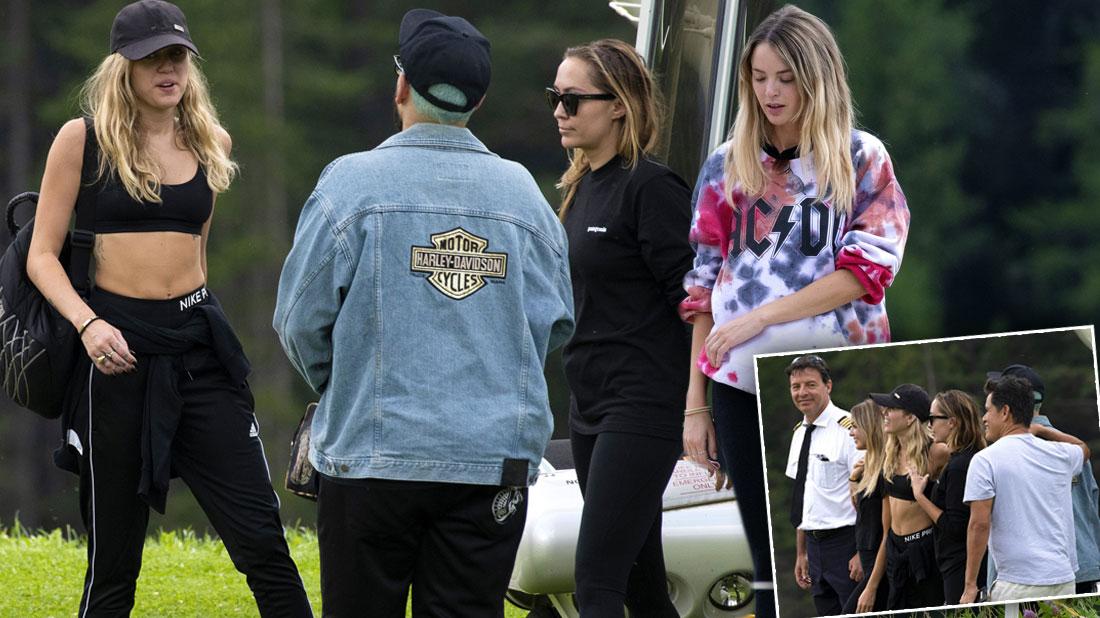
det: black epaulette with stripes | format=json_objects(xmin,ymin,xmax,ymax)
[{"xmin": 838, "ymin": 415, "xmax": 854, "ymax": 429}]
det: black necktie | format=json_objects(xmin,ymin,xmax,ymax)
[{"xmin": 790, "ymin": 423, "xmax": 817, "ymax": 528}]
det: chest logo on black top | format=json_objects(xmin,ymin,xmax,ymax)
[{"xmin": 410, "ymin": 228, "xmax": 508, "ymax": 300}]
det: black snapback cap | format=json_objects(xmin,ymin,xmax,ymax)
[
  {"xmin": 398, "ymin": 9, "xmax": 490, "ymax": 113},
  {"xmin": 111, "ymin": 0, "xmax": 198, "ymax": 60},
  {"xmin": 869, "ymin": 384, "xmax": 932, "ymax": 422},
  {"xmin": 987, "ymin": 364, "xmax": 1045, "ymax": 403}
]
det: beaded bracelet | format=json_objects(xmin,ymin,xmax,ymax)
[{"xmin": 78, "ymin": 316, "xmax": 103, "ymax": 337}]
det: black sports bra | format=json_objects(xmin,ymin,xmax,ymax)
[
  {"xmin": 93, "ymin": 167, "xmax": 212, "ymax": 235},
  {"xmin": 85, "ymin": 123, "xmax": 213, "ymax": 235},
  {"xmin": 883, "ymin": 473, "xmax": 934, "ymax": 501}
]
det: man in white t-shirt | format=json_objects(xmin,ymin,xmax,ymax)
[{"xmin": 960, "ymin": 375, "xmax": 1090, "ymax": 603}]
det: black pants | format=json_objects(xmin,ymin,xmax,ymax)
[
  {"xmin": 806, "ymin": 527, "xmax": 858, "ymax": 616},
  {"xmin": 75, "ymin": 291, "xmax": 310, "ymax": 617},
  {"xmin": 316, "ymin": 475, "xmax": 527, "ymax": 618},
  {"xmin": 713, "ymin": 383, "xmax": 775, "ymax": 618},
  {"xmin": 941, "ymin": 553, "xmax": 984, "ymax": 605},
  {"xmin": 570, "ymin": 430, "xmax": 681, "ymax": 617},
  {"xmin": 885, "ymin": 528, "xmax": 943, "ymax": 610},
  {"xmin": 843, "ymin": 547, "xmax": 889, "ymax": 614}
]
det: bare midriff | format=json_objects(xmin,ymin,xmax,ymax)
[
  {"xmin": 94, "ymin": 231, "xmax": 205, "ymax": 299},
  {"xmin": 889, "ymin": 496, "xmax": 933, "ymax": 536}
]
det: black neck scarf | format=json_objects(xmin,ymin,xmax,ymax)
[{"xmin": 763, "ymin": 142, "xmax": 800, "ymax": 161}]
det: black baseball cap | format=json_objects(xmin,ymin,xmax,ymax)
[
  {"xmin": 398, "ymin": 9, "xmax": 490, "ymax": 113},
  {"xmin": 110, "ymin": 0, "xmax": 198, "ymax": 60},
  {"xmin": 987, "ymin": 364, "xmax": 1045, "ymax": 403},
  {"xmin": 869, "ymin": 384, "xmax": 932, "ymax": 421}
]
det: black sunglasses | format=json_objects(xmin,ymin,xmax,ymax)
[
  {"xmin": 544, "ymin": 87, "xmax": 615, "ymax": 117},
  {"xmin": 928, "ymin": 414, "xmax": 951, "ymax": 423}
]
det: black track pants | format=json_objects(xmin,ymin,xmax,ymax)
[
  {"xmin": 570, "ymin": 430, "xmax": 681, "ymax": 617},
  {"xmin": 74, "ymin": 295, "xmax": 311, "ymax": 617}
]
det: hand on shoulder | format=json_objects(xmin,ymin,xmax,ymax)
[{"xmin": 930, "ymin": 441, "xmax": 952, "ymax": 474}]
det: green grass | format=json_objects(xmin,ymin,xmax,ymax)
[{"xmin": 0, "ymin": 524, "xmax": 529, "ymax": 617}]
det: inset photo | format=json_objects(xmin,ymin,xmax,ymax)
[{"xmin": 754, "ymin": 327, "xmax": 1100, "ymax": 618}]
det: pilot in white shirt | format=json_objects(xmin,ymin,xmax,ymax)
[
  {"xmin": 786, "ymin": 402, "xmax": 861, "ymax": 530},
  {"xmin": 783, "ymin": 354, "xmax": 862, "ymax": 616}
]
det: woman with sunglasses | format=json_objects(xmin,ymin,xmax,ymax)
[
  {"xmin": 549, "ymin": 38, "xmax": 694, "ymax": 616},
  {"xmin": 26, "ymin": 1, "xmax": 311, "ymax": 614},
  {"xmin": 843, "ymin": 399, "xmax": 891, "ymax": 614},
  {"xmin": 681, "ymin": 7, "xmax": 910, "ymax": 616},
  {"xmin": 856, "ymin": 385, "xmax": 949, "ymax": 611},
  {"xmin": 909, "ymin": 390, "xmax": 988, "ymax": 604}
]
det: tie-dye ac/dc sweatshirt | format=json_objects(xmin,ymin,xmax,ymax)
[{"xmin": 680, "ymin": 130, "xmax": 909, "ymax": 393}]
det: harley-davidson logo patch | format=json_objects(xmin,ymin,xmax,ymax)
[{"xmin": 410, "ymin": 228, "xmax": 508, "ymax": 300}]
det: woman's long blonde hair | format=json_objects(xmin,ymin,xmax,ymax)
[
  {"xmin": 556, "ymin": 39, "xmax": 662, "ymax": 220},
  {"xmin": 935, "ymin": 390, "xmax": 987, "ymax": 454},
  {"xmin": 79, "ymin": 52, "xmax": 237, "ymax": 204},
  {"xmin": 882, "ymin": 410, "xmax": 932, "ymax": 479},
  {"xmin": 724, "ymin": 4, "xmax": 854, "ymax": 212},
  {"xmin": 851, "ymin": 399, "xmax": 885, "ymax": 498}
]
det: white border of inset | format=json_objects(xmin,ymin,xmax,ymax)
[{"xmin": 752, "ymin": 325, "xmax": 1100, "ymax": 618}]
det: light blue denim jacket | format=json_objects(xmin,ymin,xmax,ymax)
[{"xmin": 273, "ymin": 123, "xmax": 574, "ymax": 487}]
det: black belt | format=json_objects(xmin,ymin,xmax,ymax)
[{"xmin": 806, "ymin": 525, "xmax": 853, "ymax": 541}]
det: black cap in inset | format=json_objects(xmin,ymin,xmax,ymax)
[
  {"xmin": 869, "ymin": 384, "xmax": 932, "ymax": 422},
  {"xmin": 987, "ymin": 364, "xmax": 1045, "ymax": 403},
  {"xmin": 110, "ymin": 0, "xmax": 198, "ymax": 60},
  {"xmin": 398, "ymin": 9, "xmax": 490, "ymax": 113}
]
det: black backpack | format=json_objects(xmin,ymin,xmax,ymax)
[{"xmin": 0, "ymin": 119, "xmax": 98, "ymax": 418}]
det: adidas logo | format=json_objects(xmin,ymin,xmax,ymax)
[{"xmin": 249, "ymin": 422, "xmax": 259, "ymax": 438}]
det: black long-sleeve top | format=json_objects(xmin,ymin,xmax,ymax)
[
  {"xmin": 562, "ymin": 155, "xmax": 693, "ymax": 440},
  {"xmin": 932, "ymin": 446, "xmax": 980, "ymax": 572},
  {"xmin": 856, "ymin": 481, "xmax": 886, "ymax": 553}
]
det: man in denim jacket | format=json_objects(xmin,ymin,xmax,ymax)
[{"xmin": 273, "ymin": 9, "xmax": 574, "ymax": 617}]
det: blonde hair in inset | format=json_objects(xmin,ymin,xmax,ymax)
[
  {"xmin": 934, "ymin": 389, "xmax": 987, "ymax": 454},
  {"xmin": 724, "ymin": 4, "xmax": 854, "ymax": 212},
  {"xmin": 556, "ymin": 39, "xmax": 662, "ymax": 220},
  {"xmin": 79, "ymin": 52, "xmax": 237, "ymax": 204},
  {"xmin": 850, "ymin": 399, "xmax": 885, "ymax": 498},
  {"xmin": 882, "ymin": 410, "xmax": 932, "ymax": 480}
]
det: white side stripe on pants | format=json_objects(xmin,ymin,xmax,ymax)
[{"xmin": 80, "ymin": 364, "xmax": 96, "ymax": 618}]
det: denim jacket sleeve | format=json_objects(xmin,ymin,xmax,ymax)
[
  {"xmin": 530, "ymin": 225, "xmax": 575, "ymax": 357},
  {"xmin": 273, "ymin": 185, "xmax": 351, "ymax": 394}
]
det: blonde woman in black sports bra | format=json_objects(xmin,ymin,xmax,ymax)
[
  {"xmin": 26, "ymin": 2, "xmax": 311, "ymax": 616},
  {"xmin": 856, "ymin": 384, "xmax": 949, "ymax": 611}
]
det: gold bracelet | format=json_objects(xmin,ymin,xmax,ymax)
[
  {"xmin": 78, "ymin": 316, "xmax": 103, "ymax": 337},
  {"xmin": 684, "ymin": 406, "xmax": 712, "ymax": 417}
]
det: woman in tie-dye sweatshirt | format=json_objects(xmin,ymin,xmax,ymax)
[{"xmin": 680, "ymin": 6, "xmax": 909, "ymax": 618}]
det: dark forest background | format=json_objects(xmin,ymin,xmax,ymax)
[{"xmin": 1, "ymin": 0, "xmax": 1098, "ymax": 550}]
